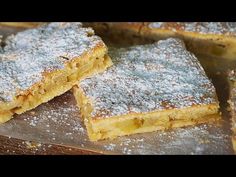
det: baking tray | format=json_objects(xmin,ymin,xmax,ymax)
[{"xmin": 0, "ymin": 25, "xmax": 235, "ymax": 154}]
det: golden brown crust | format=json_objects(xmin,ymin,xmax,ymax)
[{"xmin": 73, "ymin": 85, "xmax": 219, "ymax": 141}]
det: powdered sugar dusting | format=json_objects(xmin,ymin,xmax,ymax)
[
  {"xmin": 0, "ymin": 91, "xmax": 231, "ymax": 154},
  {"xmin": 98, "ymin": 123, "xmax": 231, "ymax": 155},
  {"xmin": 183, "ymin": 22, "xmax": 236, "ymax": 34},
  {"xmin": 148, "ymin": 22, "xmax": 236, "ymax": 35},
  {"xmin": 0, "ymin": 22, "xmax": 104, "ymax": 102},
  {"xmin": 79, "ymin": 38, "xmax": 218, "ymax": 118},
  {"xmin": 20, "ymin": 92, "xmax": 85, "ymax": 143},
  {"xmin": 148, "ymin": 22, "xmax": 164, "ymax": 29}
]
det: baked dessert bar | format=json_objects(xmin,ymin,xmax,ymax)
[
  {"xmin": 86, "ymin": 22, "xmax": 236, "ymax": 59},
  {"xmin": 0, "ymin": 22, "xmax": 112, "ymax": 123},
  {"xmin": 227, "ymin": 70, "xmax": 236, "ymax": 152},
  {"xmin": 73, "ymin": 38, "xmax": 220, "ymax": 141}
]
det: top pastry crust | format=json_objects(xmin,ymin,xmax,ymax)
[
  {"xmin": 0, "ymin": 22, "xmax": 106, "ymax": 104},
  {"xmin": 78, "ymin": 38, "xmax": 218, "ymax": 119}
]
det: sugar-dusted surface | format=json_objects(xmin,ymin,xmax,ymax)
[
  {"xmin": 0, "ymin": 24, "xmax": 233, "ymax": 155},
  {"xmin": 79, "ymin": 38, "xmax": 218, "ymax": 118},
  {"xmin": 0, "ymin": 22, "xmax": 104, "ymax": 102},
  {"xmin": 0, "ymin": 92, "xmax": 232, "ymax": 154},
  {"xmin": 148, "ymin": 22, "xmax": 236, "ymax": 35}
]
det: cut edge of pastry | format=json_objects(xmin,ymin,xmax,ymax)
[
  {"xmin": 73, "ymin": 85, "xmax": 220, "ymax": 141},
  {"xmin": 0, "ymin": 43, "xmax": 113, "ymax": 123}
]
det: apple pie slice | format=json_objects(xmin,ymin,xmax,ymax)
[
  {"xmin": 86, "ymin": 22, "xmax": 236, "ymax": 60},
  {"xmin": 0, "ymin": 22, "xmax": 112, "ymax": 123},
  {"xmin": 73, "ymin": 38, "xmax": 220, "ymax": 141}
]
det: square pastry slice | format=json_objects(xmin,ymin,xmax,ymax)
[
  {"xmin": 86, "ymin": 22, "xmax": 236, "ymax": 60},
  {"xmin": 227, "ymin": 70, "xmax": 236, "ymax": 153},
  {"xmin": 0, "ymin": 22, "xmax": 112, "ymax": 123},
  {"xmin": 73, "ymin": 38, "xmax": 220, "ymax": 141}
]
